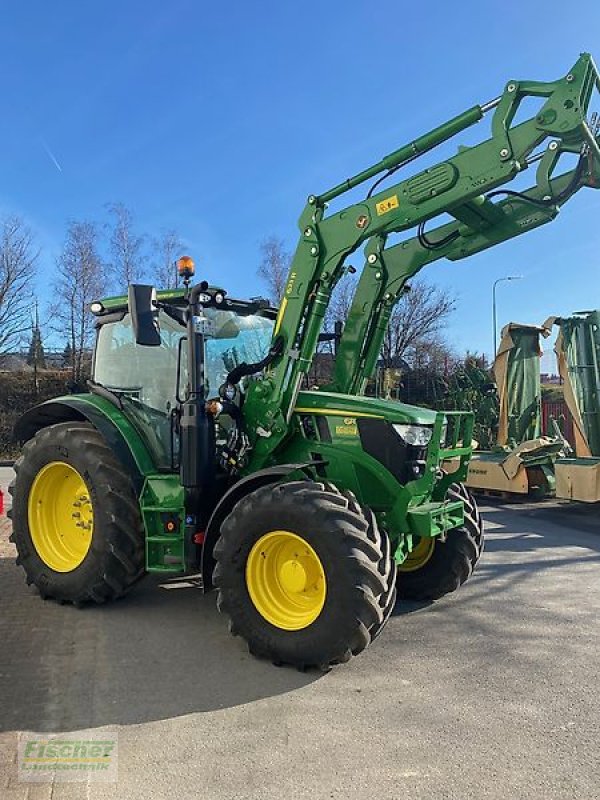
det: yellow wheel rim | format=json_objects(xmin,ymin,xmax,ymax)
[
  {"xmin": 398, "ymin": 536, "xmax": 435, "ymax": 572},
  {"xmin": 27, "ymin": 461, "xmax": 94, "ymax": 573},
  {"xmin": 245, "ymin": 531, "xmax": 327, "ymax": 631}
]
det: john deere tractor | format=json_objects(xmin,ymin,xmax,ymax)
[{"xmin": 10, "ymin": 54, "xmax": 600, "ymax": 668}]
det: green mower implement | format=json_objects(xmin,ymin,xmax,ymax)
[
  {"xmin": 10, "ymin": 54, "xmax": 600, "ymax": 669},
  {"xmin": 551, "ymin": 310, "xmax": 600, "ymax": 502},
  {"xmin": 460, "ymin": 322, "xmax": 565, "ymax": 498}
]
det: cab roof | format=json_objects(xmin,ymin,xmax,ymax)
[{"xmin": 91, "ymin": 285, "xmax": 277, "ymax": 318}]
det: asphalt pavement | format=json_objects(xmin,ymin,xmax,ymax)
[{"xmin": 0, "ymin": 465, "xmax": 599, "ymax": 800}]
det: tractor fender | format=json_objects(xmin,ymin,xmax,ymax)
[
  {"xmin": 201, "ymin": 462, "xmax": 318, "ymax": 591},
  {"xmin": 14, "ymin": 396, "xmax": 154, "ymax": 496}
]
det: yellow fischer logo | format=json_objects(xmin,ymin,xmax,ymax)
[{"xmin": 375, "ymin": 195, "xmax": 399, "ymax": 216}]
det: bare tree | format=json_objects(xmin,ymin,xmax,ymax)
[
  {"xmin": 317, "ymin": 272, "xmax": 358, "ymax": 357},
  {"xmin": 463, "ymin": 350, "xmax": 490, "ymax": 370},
  {"xmin": 52, "ymin": 221, "xmax": 105, "ymax": 383},
  {"xmin": 258, "ymin": 236, "xmax": 290, "ymax": 304},
  {"xmin": 329, "ymin": 272, "xmax": 358, "ymax": 326},
  {"xmin": 417, "ymin": 335, "xmax": 456, "ymax": 375},
  {"xmin": 381, "ymin": 280, "xmax": 456, "ymax": 368},
  {"xmin": 105, "ymin": 203, "xmax": 145, "ymax": 291},
  {"xmin": 151, "ymin": 229, "xmax": 184, "ymax": 289},
  {"xmin": 0, "ymin": 216, "xmax": 38, "ymax": 354}
]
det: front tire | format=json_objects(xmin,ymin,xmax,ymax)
[
  {"xmin": 9, "ymin": 422, "xmax": 146, "ymax": 604},
  {"xmin": 396, "ymin": 482, "xmax": 484, "ymax": 601},
  {"xmin": 213, "ymin": 480, "xmax": 396, "ymax": 669}
]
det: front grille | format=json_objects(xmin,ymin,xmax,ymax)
[{"xmin": 357, "ymin": 418, "xmax": 428, "ymax": 485}]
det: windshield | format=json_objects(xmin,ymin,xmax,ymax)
[
  {"xmin": 93, "ymin": 308, "xmax": 274, "ymax": 467},
  {"xmin": 205, "ymin": 310, "xmax": 274, "ymax": 395}
]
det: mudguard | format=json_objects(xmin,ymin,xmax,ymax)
[
  {"xmin": 14, "ymin": 395, "xmax": 156, "ymax": 495},
  {"xmin": 200, "ymin": 462, "xmax": 318, "ymax": 591}
]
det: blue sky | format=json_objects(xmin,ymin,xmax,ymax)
[{"xmin": 2, "ymin": 0, "xmax": 600, "ymax": 365}]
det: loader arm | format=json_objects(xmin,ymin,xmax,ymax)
[
  {"xmin": 330, "ymin": 156, "xmax": 600, "ymax": 395},
  {"xmin": 242, "ymin": 53, "xmax": 600, "ymax": 469}
]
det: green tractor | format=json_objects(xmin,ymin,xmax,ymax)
[{"xmin": 9, "ymin": 55, "xmax": 600, "ymax": 668}]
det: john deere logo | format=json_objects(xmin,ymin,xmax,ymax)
[
  {"xmin": 356, "ymin": 214, "xmax": 369, "ymax": 229},
  {"xmin": 335, "ymin": 418, "xmax": 358, "ymax": 437}
]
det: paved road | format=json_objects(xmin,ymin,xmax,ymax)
[{"xmin": 0, "ymin": 466, "xmax": 599, "ymax": 799}]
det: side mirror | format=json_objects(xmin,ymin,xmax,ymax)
[{"xmin": 128, "ymin": 284, "xmax": 161, "ymax": 346}]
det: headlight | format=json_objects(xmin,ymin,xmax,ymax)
[
  {"xmin": 393, "ymin": 424, "xmax": 433, "ymax": 447},
  {"xmin": 440, "ymin": 421, "xmax": 448, "ymax": 446}
]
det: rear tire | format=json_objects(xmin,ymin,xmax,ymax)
[
  {"xmin": 213, "ymin": 480, "xmax": 396, "ymax": 669},
  {"xmin": 396, "ymin": 482, "xmax": 484, "ymax": 602},
  {"xmin": 9, "ymin": 422, "xmax": 145, "ymax": 604}
]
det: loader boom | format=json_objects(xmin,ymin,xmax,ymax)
[
  {"xmin": 330, "ymin": 161, "xmax": 596, "ymax": 396},
  {"xmin": 243, "ymin": 53, "xmax": 600, "ymax": 467}
]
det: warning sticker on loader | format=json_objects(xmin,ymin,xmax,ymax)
[{"xmin": 375, "ymin": 195, "xmax": 399, "ymax": 216}]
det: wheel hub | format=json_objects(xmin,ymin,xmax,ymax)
[
  {"xmin": 246, "ymin": 530, "xmax": 326, "ymax": 630},
  {"xmin": 398, "ymin": 536, "xmax": 435, "ymax": 572},
  {"xmin": 279, "ymin": 559, "xmax": 308, "ymax": 593},
  {"xmin": 27, "ymin": 461, "xmax": 94, "ymax": 573}
]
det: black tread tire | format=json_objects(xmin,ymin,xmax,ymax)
[
  {"xmin": 448, "ymin": 481, "xmax": 485, "ymax": 564},
  {"xmin": 396, "ymin": 482, "xmax": 484, "ymax": 602},
  {"xmin": 8, "ymin": 422, "xmax": 145, "ymax": 604},
  {"xmin": 341, "ymin": 490, "xmax": 397, "ymax": 643},
  {"xmin": 213, "ymin": 480, "xmax": 396, "ymax": 669}
]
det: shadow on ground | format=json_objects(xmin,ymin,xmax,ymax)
[
  {"xmin": 1, "ymin": 500, "xmax": 597, "ymax": 734},
  {"xmin": 482, "ymin": 499, "xmax": 600, "ymax": 539},
  {"xmin": 0, "ymin": 561, "xmax": 321, "ymax": 733},
  {"xmin": 393, "ymin": 500, "xmax": 600, "ymax": 614}
]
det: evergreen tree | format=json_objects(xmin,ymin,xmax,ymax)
[
  {"xmin": 27, "ymin": 302, "xmax": 46, "ymax": 369},
  {"xmin": 62, "ymin": 341, "xmax": 73, "ymax": 369}
]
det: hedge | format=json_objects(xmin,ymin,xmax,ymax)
[{"xmin": 0, "ymin": 370, "xmax": 88, "ymax": 459}]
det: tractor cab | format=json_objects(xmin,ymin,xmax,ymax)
[{"xmin": 90, "ymin": 282, "xmax": 277, "ymax": 471}]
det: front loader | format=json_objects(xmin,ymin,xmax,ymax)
[{"xmin": 9, "ymin": 54, "xmax": 600, "ymax": 669}]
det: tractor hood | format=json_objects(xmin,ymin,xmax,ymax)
[{"xmin": 294, "ymin": 390, "xmax": 438, "ymax": 426}]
